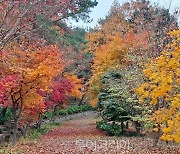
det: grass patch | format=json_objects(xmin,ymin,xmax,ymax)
[
  {"xmin": 20, "ymin": 122, "xmax": 60, "ymax": 141},
  {"xmin": 0, "ymin": 122, "xmax": 60, "ymax": 154}
]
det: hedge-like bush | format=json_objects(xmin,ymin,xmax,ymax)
[
  {"xmin": 96, "ymin": 121, "xmax": 122, "ymax": 136},
  {"xmin": 56, "ymin": 105, "xmax": 93, "ymax": 115},
  {"xmin": 45, "ymin": 105, "xmax": 93, "ymax": 118}
]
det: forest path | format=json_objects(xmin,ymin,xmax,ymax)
[{"xmin": 5, "ymin": 112, "xmax": 179, "ymax": 154}]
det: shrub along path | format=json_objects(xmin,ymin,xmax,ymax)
[{"xmin": 4, "ymin": 112, "xmax": 180, "ymax": 154}]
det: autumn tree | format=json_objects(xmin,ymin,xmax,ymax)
[
  {"xmin": 0, "ymin": 0, "xmax": 98, "ymax": 48},
  {"xmin": 135, "ymin": 29, "xmax": 180, "ymax": 146},
  {"xmin": 91, "ymin": 0, "xmax": 178, "ymax": 57},
  {"xmin": 88, "ymin": 31, "xmax": 147, "ymax": 105},
  {"xmin": 47, "ymin": 77, "xmax": 73, "ymax": 122},
  {"xmin": 0, "ymin": 45, "xmax": 63, "ymax": 144},
  {"xmin": 43, "ymin": 73, "xmax": 82, "ymax": 122},
  {"xmin": 65, "ymin": 74, "xmax": 83, "ymax": 99},
  {"xmin": 86, "ymin": 0, "xmax": 178, "ymax": 107},
  {"xmin": 121, "ymin": 0, "xmax": 178, "ymax": 57},
  {"xmin": 85, "ymin": 0, "xmax": 178, "ymax": 64},
  {"xmin": 86, "ymin": 1, "xmax": 179, "ymax": 142}
]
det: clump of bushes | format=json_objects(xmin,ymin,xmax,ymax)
[
  {"xmin": 57, "ymin": 105, "xmax": 93, "ymax": 115},
  {"xmin": 96, "ymin": 70, "xmax": 146, "ymax": 137},
  {"xmin": 45, "ymin": 104, "xmax": 93, "ymax": 118},
  {"xmin": 97, "ymin": 121, "xmax": 122, "ymax": 136}
]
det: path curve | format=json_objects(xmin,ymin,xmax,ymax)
[{"xmin": 6, "ymin": 112, "xmax": 180, "ymax": 154}]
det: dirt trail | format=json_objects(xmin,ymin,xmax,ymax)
[{"xmin": 6, "ymin": 113, "xmax": 180, "ymax": 154}]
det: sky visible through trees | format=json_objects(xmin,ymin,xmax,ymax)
[{"xmin": 68, "ymin": 0, "xmax": 180, "ymax": 28}]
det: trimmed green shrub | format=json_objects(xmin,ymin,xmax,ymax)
[
  {"xmin": 56, "ymin": 105, "xmax": 93, "ymax": 115},
  {"xmin": 97, "ymin": 121, "xmax": 121, "ymax": 136},
  {"xmin": 44, "ymin": 104, "xmax": 93, "ymax": 118}
]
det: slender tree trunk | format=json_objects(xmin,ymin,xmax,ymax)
[
  {"xmin": 78, "ymin": 93, "xmax": 85, "ymax": 106},
  {"xmin": 12, "ymin": 117, "xmax": 18, "ymax": 145},
  {"xmin": 121, "ymin": 122, "xmax": 124, "ymax": 135},
  {"xmin": 22, "ymin": 124, "xmax": 29, "ymax": 137},
  {"xmin": 152, "ymin": 123, "xmax": 162, "ymax": 147},
  {"xmin": 153, "ymin": 137, "xmax": 159, "ymax": 147},
  {"xmin": 11, "ymin": 100, "xmax": 17, "ymax": 145},
  {"xmin": 36, "ymin": 114, "xmax": 43, "ymax": 130},
  {"xmin": 126, "ymin": 121, "xmax": 129, "ymax": 129},
  {"xmin": 11, "ymin": 87, "xmax": 23, "ymax": 145},
  {"xmin": 135, "ymin": 121, "xmax": 141, "ymax": 136},
  {"xmin": 74, "ymin": 97, "xmax": 77, "ymax": 104},
  {"xmin": 51, "ymin": 105, "xmax": 57, "ymax": 123}
]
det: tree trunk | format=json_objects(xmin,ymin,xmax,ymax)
[
  {"xmin": 152, "ymin": 124, "xmax": 161, "ymax": 147},
  {"xmin": 12, "ymin": 117, "xmax": 18, "ymax": 145},
  {"xmin": 11, "ymin": 91, "xmax": 23, "ymax": 145},
  {"xmin": 36, "ymin": 114, "xmax": 43, "ymax": 130},
  {"xmin": 135, "ymin": 121, "xmax": 141, "ymax": 136},
  {"xmin": 126, "ymin": 121, "xmax": 129, "ymax": 129},
  {"xmin": 51, "ymin": 105, "xmax": 57, "ymax": 123},
  {"xmin": 153, "ymin": 137, "xmax": 159, "ymax": 147},
  {"xmin": 121, "ymin": 122, "xmax": 124, "ymax": 135},
  {"xmin": 22, "ymin": 124, "xmax": 29, "ymax": 137},
  {"xmin": 11, "ymin": 102, "xmax": 18, "ymax": 145},
  {"xmin": 78, "ymin": 93, "xmax": 85, "ymax": 106}
]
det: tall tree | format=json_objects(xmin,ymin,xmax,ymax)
[
  {"xmin": 88, "ymin": 32, "xmax": 147, "ymax": 105},
  {"xmin": 0, "ymin": 45, "xmax": 63, "ymax": 144},
  {"xmin": 86, "ymin": 0, "xmax": 178, "ymax": 106},
  {"xmin": 0, "ymin": 0, "xmax": 97, "ymax": 48},
  {"xmin": 135, "ymin": 29, "xmax": 180, "ymax": 146}
]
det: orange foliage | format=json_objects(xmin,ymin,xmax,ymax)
[
  {"xmin": 65, "ymin": 74, "xmax": 83, "ymax": 99},
  {"xmin": 0, "ymin": 45, "xmax": 64, "ymax": 122},
  {"xmin": 88, "ymin": 31, "xmax": 148, "ymax": 104}
]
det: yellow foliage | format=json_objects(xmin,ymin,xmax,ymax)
[
  {"xmin": 88, "ymin": 34, "xmax": 129, "ymax": 100},
  {"xmin": 88, "ymin": 31, "xmax": 148, "ymax": 102},
  {"xmin": 136, "ymin": 29, "xmax": 180, "ymax": 142},
  {"xmin": 153, "ymin": 128, "xmax": 158, "ymax": 132}
]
